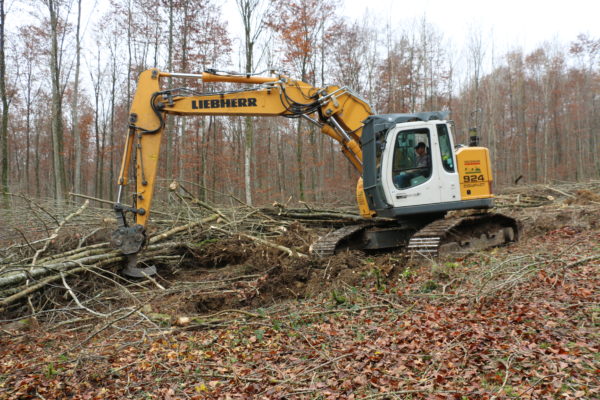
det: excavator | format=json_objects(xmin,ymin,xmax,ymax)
[{"xmin": 112, "ymin": 68, "xmax": 518, "ymax": 277}]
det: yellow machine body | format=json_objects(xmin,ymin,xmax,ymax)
[
  {"xmin": 455, "ymin": 147, "xmax": 494, "ymax": 200},
  {"xmin": 356, "ymin": 178, "xmax": 376, "ymax": 218}
]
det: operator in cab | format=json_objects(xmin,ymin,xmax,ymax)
[
  {"xmin": 394, "ymin": 142, "xmax": 431, "ymax": 188},
  {"xmin": 414, "ymin": 142, "xmax": 430, "ymax": 169}
]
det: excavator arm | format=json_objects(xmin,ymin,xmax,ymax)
[
  {"xmin": 112, "ymin": 68, "xmax": 373, "ymax": 275},
  {"xmin": 112, "ymin": 68, "xmax": 519, "ymax": 277}
]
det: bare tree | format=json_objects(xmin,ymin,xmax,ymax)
[
  {"xmin": 45, "ymin": 0, "xmax": 68, "ymax": 202},
  {"xmin": 0, "ymin": 0, "xmax": 9, "ymax": 205},
  {"xmin": 269, "ymin": 0, "xmax": 337, "ymax": 201},
  {"xmin": 165, "ymin": 0, "xmax": 174, "ymax": 179},
  {"xmin": 237, "ymin": 0, "xmax": 269, "ymax": 206},
  {"xmin": 72, "ymin": 0, "xmax": 82, "ymax": 197},
  {"xmin": 465, "ymin": 27, "xmax": 486, "ymax": 144}
]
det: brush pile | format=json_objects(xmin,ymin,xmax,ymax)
[
  {"xmin": 0, "ymin": 186, "xmax": 367, "ymax": 317},
  {"xmin": 1, "ymin": 181, "xmax": 599, "ymax": 320}
]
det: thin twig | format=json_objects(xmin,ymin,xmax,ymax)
[
  {"xmin": 60, "ymin": 271, "xmax": 107, "ymax": 317},
  {"xmin": 31, "ymin": 200, "xmax": 89, "ymax": 265}
]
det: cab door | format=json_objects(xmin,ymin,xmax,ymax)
[
  {"xmin": 435, "ymin": 123, "xmax": 461, "ymax": 203},
  {"xmin": 381, "ymin": 123, "xmax": 440, "ymax": 209}
]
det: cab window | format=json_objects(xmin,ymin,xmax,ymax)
[
  {"xmin": 437, "ymin": 124, "xmax": 455, "ymax": 172},
  {"xmin": 391, "ymin": 128, "xmax": 431, "ymax": 189}
]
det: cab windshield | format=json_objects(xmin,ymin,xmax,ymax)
[{"xmin": 392, "ymin": 128, "xmax": 431, "ymax": 189}]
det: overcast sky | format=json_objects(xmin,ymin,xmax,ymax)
[
  {"xmin": 348, "ymin": 0, "xmax": 596, "ymax": 51},
  {"xmin": 223, "ymin": 0, "xmax": 598, "ymax": 55},
  {"xmin": 7, "ymin": 0, "xmax": 597, "ymax": 76}
]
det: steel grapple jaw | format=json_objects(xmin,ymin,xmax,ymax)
[
  {"xmin": 111, "ymin": 224, "xmax": 157, "ymax": 278},
  {"xmin": 111, "ymin": 224, "xmax": 146, "ymax": 254}
]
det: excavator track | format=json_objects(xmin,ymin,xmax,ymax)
[
  {"xmin": 311, "ymin": 224, "xmax": 368, "ymax": 257},
  {"xmin": 311, "ymin": 213, "xmax": 518, "ymax": 258},
  {"xmin": 407, "ymin": 213, "xmax": 519, "ymax": 257}
]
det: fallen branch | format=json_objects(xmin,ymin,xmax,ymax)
[
  {"xmin": 61, "ymin": 271, "xmax": 107, "ymax": 317},
  {"xmin": 0, "ymin": 251, "xmax": 122, "ymax": 288},
  {"xmin": 76, "ymin": 305, "xmax": 146, "ymax": 348},
  {"xmin": 553, "ymin": 254, "xmax": 600, "ymax": 275},
  {"xmin": 148, "ymin": 214, "xmax": 220, "ymax": 244},
  {"xmin": 69, "ymin": 192, "xmax": 172, "ymax": 217},
  {"xmin": 545, "ymin": 185, "xmax": 575, "ymax": 198},
  {"xmin": 171, "ymin": 182, "xmax": 231, "ymax": 223},
  {"xmin": 31, "ymin": 200, "xmax": 89, "ymax": 265},
  {"xmin": 0, "ymin": 265, "xmax": 90, "ymax": 312},
  {"xmin": 68, "ymin": 192, "xmax": 115, "ymax": 206},
  {"xmin": 210, "ymin": 226, "xmax": 307, "ymax": 258}
]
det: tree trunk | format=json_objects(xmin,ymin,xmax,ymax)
[
  {"xmin": 196, "ymin": 118, "xmax": 206, "ymax": 201},
  {"xmin": 237, "ymin": 0, "xmax": 266, "ymax": 206},
  {"xmin": 0, "ymin": 0, "xmax": 9, "ymax": 206},
  {"xmin": 72, "ymin": 0, "xmax": 82, "ymax": 198},
  {"xmin": 277, "ymin": 128, "xmax": 285, "ymax": 200},
  {"xmin": 126, "ymin": 0, "xmax": 132, "ymax": 108},
  {"xmin": 109, "ymin": 53, "xmax": 117, "ymax": 201},
  {"xmin": 48, "ymin": 0, "xmax": 67, "ymax": 202},
  {"xmin": 34, "ymin": 121, "xmax": 41, "ymax": 197},
  {"xmin": 91, "ymin": 47, "xmax": 102, "ymax": 202},
  {"xmin": 244, "ymin": 116, "xmax": 253, "ymax": 205},
  {"xmin": 25, "ymin": 64, "xmax": 32, "ymax": 194},
  {"xmin": 178, "ymin": 2, "xmax": 189, "ymax": 183},
  {"xmin": 296, "ymin": 118, "xmax": 304, "ymax": 201},
  {"xmin": 165, "ymin": 0, "xmax": 174, "ymax": 180}
]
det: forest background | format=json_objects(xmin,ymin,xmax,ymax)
[{"xmin": 0, "ymin": 0, "xmax": 598, "ymax": 209}]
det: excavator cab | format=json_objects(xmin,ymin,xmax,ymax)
[
  {"xmin": 345, "ymin": 112, "xmax": 518, "ymax": 256},
  {"xmin": 361, "ymin": 112, "xmax": 494, "ymax": 218}
]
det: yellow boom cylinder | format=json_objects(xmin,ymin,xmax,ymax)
[{"xmin": 201, "ymin": 71, "xmax": 279, "ymax": 84}]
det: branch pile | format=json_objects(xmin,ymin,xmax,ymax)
[
  {"xmin": 494, "ymin": 180, "xmax": 600, "ymax": 207},
  {"xmin": 0, "ymin": 188, "xmax": 363, "ymax": 317},
  {"xmin": 1, "ymin": 180, "xmax": 599, "ymax": 322}
]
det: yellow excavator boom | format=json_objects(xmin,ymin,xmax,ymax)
[{"xmin": 115, "ymin": 68, "xmax": 373, "ymax": 232}]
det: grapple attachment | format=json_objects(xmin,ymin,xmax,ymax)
[{"xmin": 111, "ymin": 224, "xmax": 157, "ymax": 277}]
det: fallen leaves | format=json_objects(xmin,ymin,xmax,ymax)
[{"xmin": 1, "ymin": 220, "xmax": 600, "ymax": 398}]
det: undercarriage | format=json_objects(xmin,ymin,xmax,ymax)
[{"xmin": 311, "ymin": 212, "xmax": 519, "ymax": 258}]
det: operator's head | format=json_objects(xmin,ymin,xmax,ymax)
[{"xmin": 415, "ymin": 142, "xmax": 426, "ymax": 155}]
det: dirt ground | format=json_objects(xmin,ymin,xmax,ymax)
[
  {"xmin": 3, "ymin": 183, "xmax": 599, "ymax": 321},
  {"xmin": 132, "ymin": 185, "xmax": 600, "ymax": 321},
  {"xmin": 1, "ymin": 183, "xmax": 599, "ymax": 399}
]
